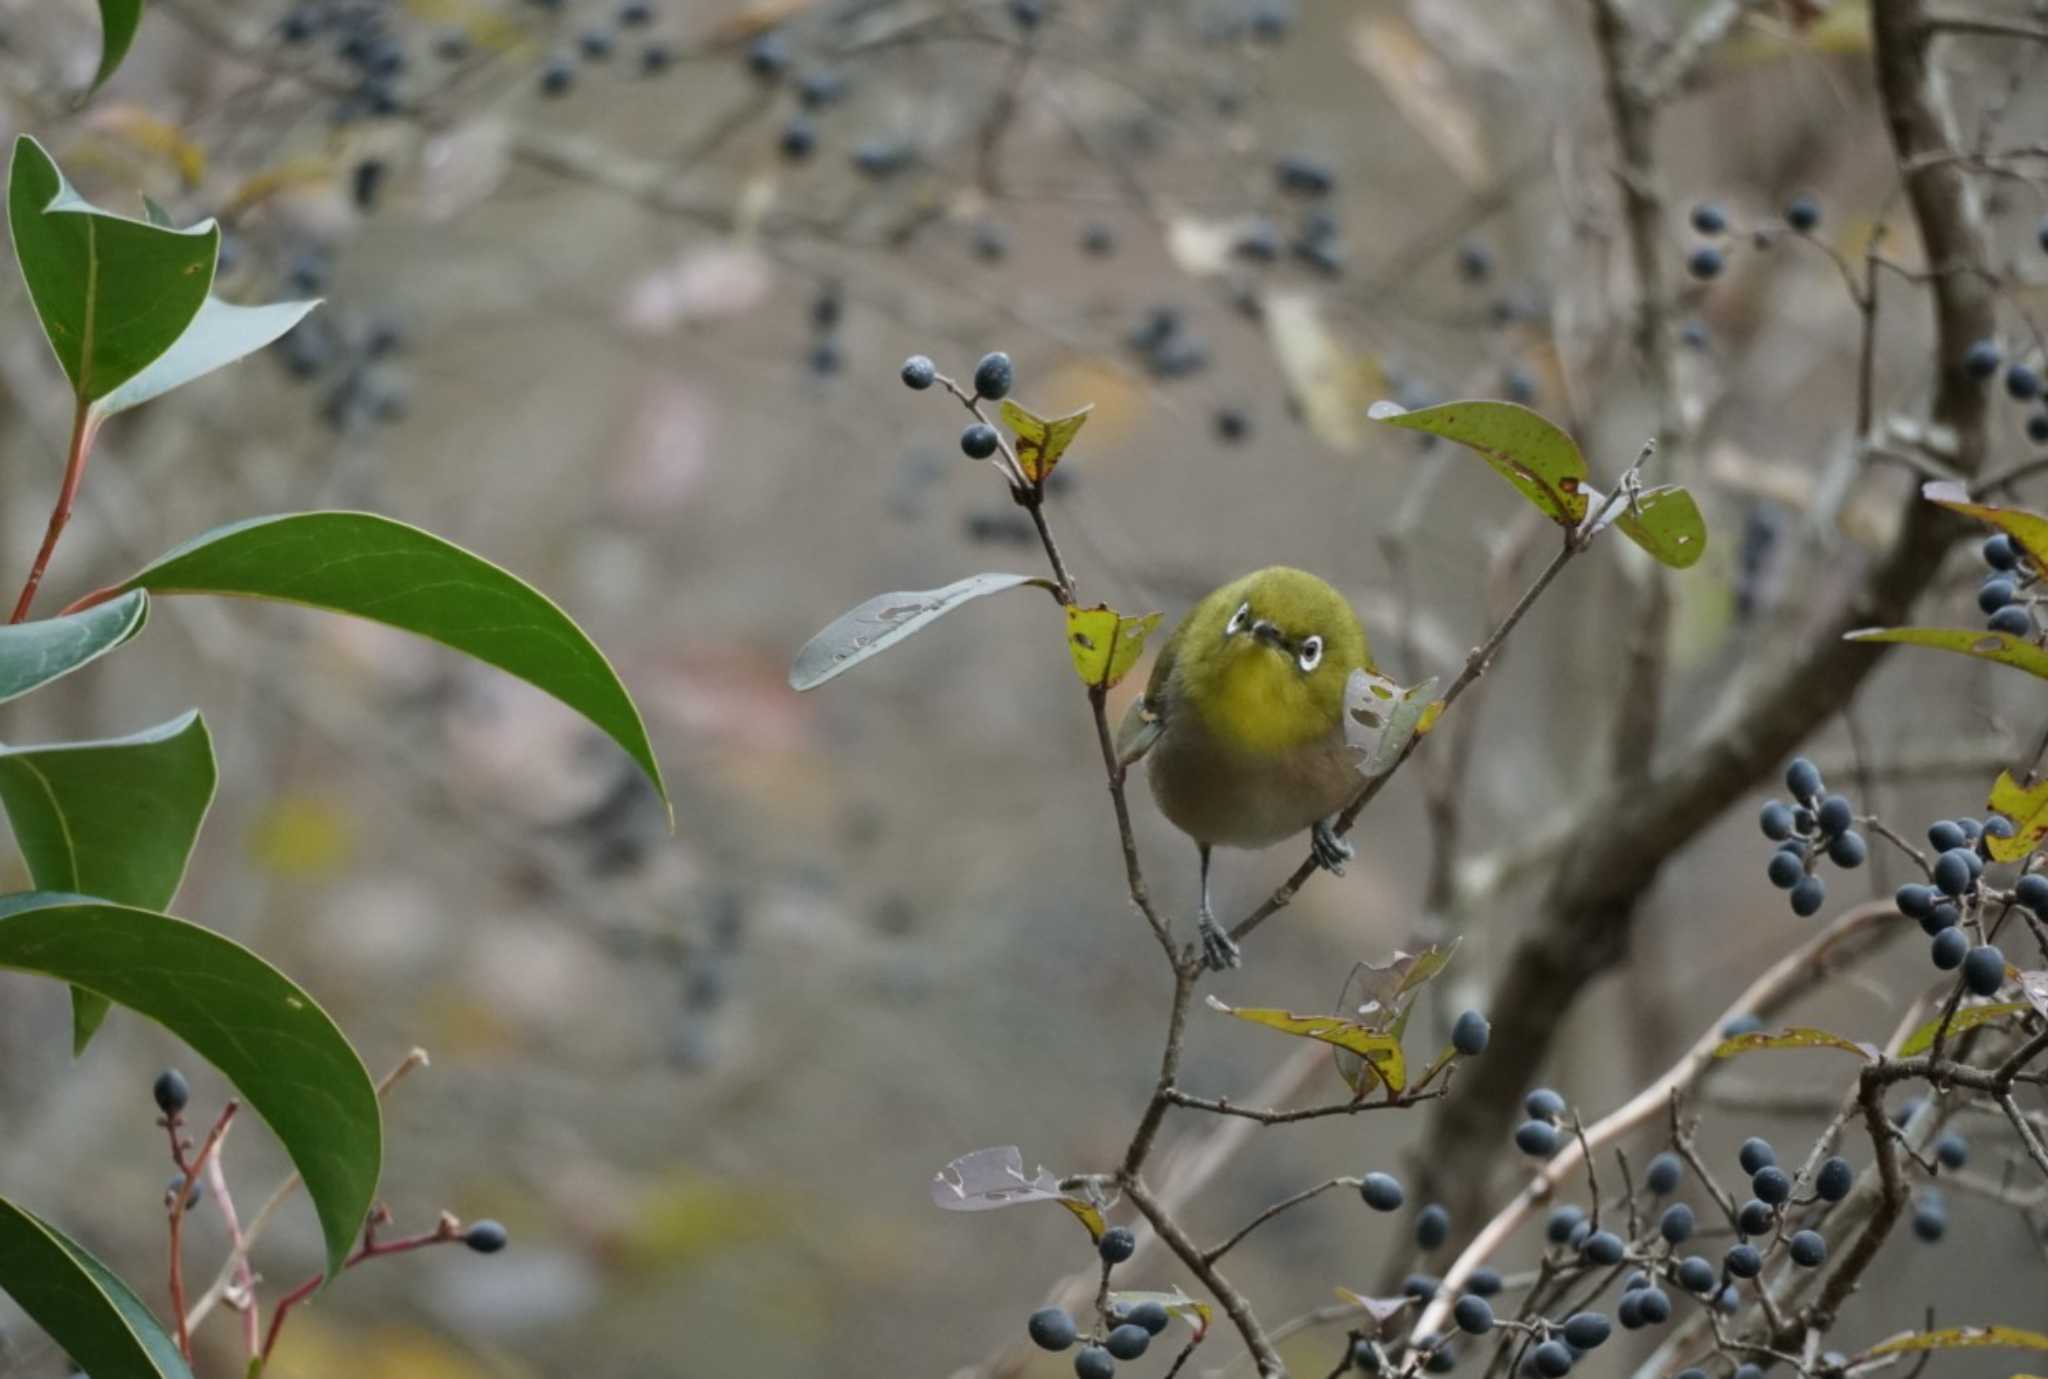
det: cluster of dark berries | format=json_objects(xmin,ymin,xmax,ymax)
[
  {"xmin": 1758, "ymin": 756, "xmax": 1864, "ymax": 917},
  {"xmin": 1126, "ymin": 306, "xmax": 1211, "ymax": 381},
  {"xmin": 1894, "ymin": 815, "xmax": 2028, "ymax": 994},
  {"xmin": 1975, "ymin": 531, "xmax": 2040, "ymax": 639},
  {"xmin": 1684, "ymin": 194, "xmax": 1820, "ymax": 282},
  {"xmin": 1959, "ymin": 339, "xmax": 2048, "ymax": 446},
  {"xmin": 274, "ymin": 310, "xmax": 410, "ymax": 433},
  {"xmin": 523, "ymin": 1, "xmax": 679, "ymax": 95},
  {"xmin": 1021, "ymin": 1229, "xmax": 1175, "ymax": 1377},
  {"xmin": 806, "ymin": 283, "xmax": 844, "ymax": 377},
  {"xmin": 1513, "ymin": 1086, "xmax": 1570, "ymax": 1158}
]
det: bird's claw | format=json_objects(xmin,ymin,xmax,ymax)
[
  {"xmin": 1311, "ymin": 819, "xmax": 1355, "ymax": 875},
  {"xmin": 1197, "ymin": 912, "xmax": 1241, "ymax": 971}
]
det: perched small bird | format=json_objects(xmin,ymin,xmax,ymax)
[{"xmin": 1117, "ymin": 566, "xmax": 1372, "ymax": 969}]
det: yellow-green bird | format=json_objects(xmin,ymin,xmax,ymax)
[{"xmin": 1117, "ymin": 566, "xmax": 1373, "ymax": 970}]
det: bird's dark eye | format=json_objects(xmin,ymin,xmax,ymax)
[
  {"xmin": 1226, "ymin": 602, "xmax": 1251, "ymax": 636},
  {"xmin": 1297, "ymin": 636, "xmax": 1323, "ymax": 672}
]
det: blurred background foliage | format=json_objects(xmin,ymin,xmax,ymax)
[{"xmin": 2, "ymin": 0, "xmax": 2047, "ymax": 1376}]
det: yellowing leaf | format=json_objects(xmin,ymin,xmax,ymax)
[
  {"xmin": 1000, "ymin": 399, "xmax": 1092, "ymax": 484},
  {"xmin": 1206, "ymin": 995, "xmax": 1407, "ymax": 1093},
  {"xmin": 223, "ymin": 156, "xmax": 338, "ymax": 218},
  {"xmin": 1986, "ymin": 771, "xmax": 2048, "ymax": 862},
  {"xmin": 1867, "ymin": 1327, "xmax": 2048, "ymax": 1358},
  {"xmin": 1923, "ymin": 481, "xmax": 2048, "ymax": 571},
  {"xmin": 1065, "ymin": 606, "xmax": 1161, "ymax": 691},
  {"xmin": 87, "ymin": 106, "xmax": 206, "ymax": 185},
  {"xmin": 1264, "ymin": 292, "xmax": 1377, "ymax": 451},
  {"xmin": 1844, "ymin": 627, "xmax": 2048, "ymax": 681},
  {"xmin": 1370, "ymin": 400, "xmax": 1591, "ymax": 525},
  {"xmin": 1899, "ymin": 1002, "xmax": 2031, "ymax": 1057},
  {"xmin": 1713, "ymin": 1027, "xmax": 1875, "ymax": 1060}
]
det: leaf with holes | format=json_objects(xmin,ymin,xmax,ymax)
[
  {"xmin": 1985, "ymin": 771, "xmax": 2048, "ymax": 863},
  {"xmin": 0, "ymin": 1194, "xmax": 191, "ymax": 1379},
  {"xmin": 1713, "ymin": 1027, "xmax": 1877, "ymax": 1060},
  {"xmin": 1344, "ymin": 670, "xmax": 1440, "ymax": 777},
  {"xmin": 1613, "ymin": 485, "xmax": 1707, "ymax": 568},
  {"xmin": 1866, "ymin": 1327, "xmax": 2048, "ymax": 1358},
  {"xmin": 1844, "ymin": 627, "xmax": 2048, "ymax": 681},
  {"xmin": 1000, "ymin": 400, "xmax": 1092, "ymax": 484},
  {"xmin": 791, "ymin": 572, "xmax": 1054, "ymax": 690},
  {"xmin": 1898, "ymin": 1002, "xmax": 2032, "ymax": 1057},
  {"xmin": 0, "ymin": 589, "xmax": 147, "ymax": 706},
  {"xmin": 1206, "ymin": 995, "xmax": 1407, "ymax": 1094},
  {"xmin": 118, "ymin": 512, "xmax": 666, "ymax": 813},
  {"xmin": 930, "ymin": 1146, "xmax": 1104, "ymax": 1241},
  {"xmin": 8, "ymin": 136, "xmax": 216, "ymax": 404},
  {"xmin": 1065, "ymin": 606, "xmax": 1160, "ymax": 690},
  {"xmin": 0, "ymin": 894, "xmax": 377, "ymax": 1278},
  {"xmin": 1922, "ymin": 481, "xmax": 2048, "ymax": 570},
  {"xmin": 1110, "ymin": 1290, "xmax": 1212, "ymax": 1339},
  {"xmin": 0, "ymin": 712, "xmax": 217, "ymax": 1053},
  {"xmin": 1332, "ymin": 941, "xmax": 1458, "ymax": 1091},
  {"xmin": 1369, "ymin": 399, "xmax": 1590, "ymax": 525},
  {"xmin": 90, "ymin": 0, "xmax": 145, "ymax": 92}
]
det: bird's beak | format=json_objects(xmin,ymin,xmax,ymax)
[{"xmin": 1250, "ymin": 620, "xmax": 1289, "ymax": 653}]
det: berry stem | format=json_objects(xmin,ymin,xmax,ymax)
[{"xmin": 168, "ymin": 1101, "xmax": 240, "ymax": 1362}]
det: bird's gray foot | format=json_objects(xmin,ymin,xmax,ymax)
[
  {"xmin": 1311, "ymin": 817, "xmax": 1355, "ymax": 875},
  {"xmin": 1197, "ymin": 908, "xmax": 1241, "ymax": 971}
]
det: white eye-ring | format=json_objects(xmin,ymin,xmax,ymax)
[
  {"xmin": 1226, "ymin": 602, "xmax": 1251, "ymax": 636},
  {"xmin": 1297, "ymin": 635, "xmax": 1324, "ymax": 672}
]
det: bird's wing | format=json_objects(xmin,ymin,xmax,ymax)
[{"xmin": 1114, "ymin": 613, "xmax": 1185, "ymax": 766}]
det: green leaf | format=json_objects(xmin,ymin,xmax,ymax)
[
  {"xmin": 0, "ymin": 588, "xmax": 148, "ymax": 706},
  {"xmin": 1898, "ymin": 1001, "xmax": 2030, "ymax": 1057},
  {"xmin": 1064, "ymin": 605, "xmax": 1160, "ymax": 690},
  {"xmin": 1867, "ymin": 1327, "xmax": 2048, "ymax": 1357},
  {"xmin": 91, "ymin": 0, "xmax": 146, "ymax": 92},
  {"xmin": 1613, "ymin": 485, "xmax": 1708, "ymax": 568},
  {"xmin": 1712, "ymin": 1026, "xmax": 1876, "ymax": 1060},
  {"xmin": 1205, "ymin": 994, "xmax": 1408, "ymax": 1093},
  {"xmin": 1921, "ymin": 481, "xmax": 2048, "ymax": 571},
  {"xmin": 999, "ymin": 400, "xmax": 1092, "ymax": 484},
  {"xmin": 8, "ymin": 136, "xmax": 216, "ymax": 403},
  {"xmin": 0, "ymin": 893, "xmax": 379, "ymax": 1278},
  {"xmin": 930, "ymin": 1146, "xmax": 1105, "ymax": 1241},
  {"xmin": 1368, "ymin": 399, "xmax": 1591, "ymax": 526},
  {"xmin": 94, "ymin": 295, "xmax": 319, "ymax": 419},
  {"xmin": 0, "ymin": 1194, "xmax": 192, "ymax": 1379},
  {"xmin": 117, "ymin": 512, "xmax": 667, "ymax": 814},
  {"xmin": 1843, "ymin": 626, "xmax": 2048, "ymax": 681},
  {"xmin": 0, "ymin": 712, "xmax": 217, "ymax": 1053},
  {"xmin": 790, "ymin": 572, "xmax": 1056, "ymax": 691}
]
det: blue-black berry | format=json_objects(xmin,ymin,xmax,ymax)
[
  {"xmin": 1931, "ymin": 926, "xmax": 1968, "ymax": 970},
  {"xmin": 1403, "ymin": 1273, "xmax": 1440, "ymax": 1301},
  {"xmin": 961, "ymin": 424, "xmax": 1000, "ymax": 460},
  {"xmin": 1545, "ymin": 1204, "xmax": 1584, "ymax": 1244},
  {"xmin": 1737, "ymin": 1199, "xmax": 1775, "ymax": 1237},
  {"xmin": 1725, "ymin": 1243, "xmax": 1762, "ymax": 1278},
  {"xmin": 2030, "ymin": 413, "xmax": 2048, "ymax": 444},
  {"xmin": 1634, "ymin": 1289, "xmax": 1671, "ymax": 1325},
  {"xmin": 1687, "ymin": 247, "xmax": 1724, "ymax": 280},
  {"xmin": 1760, "ymin": 801, "xmax": 1795, "ymax": 840},
  {"xmin": 1990, "ymin": 605, "xmax": 2032, "ymax": 636},
  {"xmin": 1816, "ymin": 1156, "xmax": 1853, "ymax": 1201},
  {"xmin": 973, "ymin": 351, "xmax": 1015, "ymax": 400},
  {"xmin": 1453, "ymin": 1295, "xmax": 1494, "ymax": 1334},
  {"xmin": 1416, "ymin": 1203, "xmax": 1451, "ymax": 1251},
  {"xmin": 2016, "ymin": 872, "xmax": 2048, "ymax": 914},
  {"xmin": 1074, "ymin": 1345, "xmax": 1115, "ymax": 1379},
  {"xmin": 1525, "ymin": 1088, "xmax": 1567, "ymax": 1121},
  {"xmin": 1676, "ymin": 1255, "xmax": 1716, "ymax": 1293},
  {"xmin": 1467, "ymin": 1268, "xmax": 1502, "ymax": 1296},
  {"xmin": 1562, "ymin": 1314, "xmax": 1609, "ymax": 1351},
  {"xmin": 1105, "ymin": 1324, "xmax": 1149, "ymax": 1361},
  {"xmin": 1827, "ymin": 830, "xmax": 1867, "ymax": 868},
  {"xmin": 1691, "ymin": 203, "xmax": 1727, "ymax": 235},
  {"xmin": 463, "ymin": 1220, "xmax": 508, "ymax": 1254},
  {"xmin": 1452, "ymin": 1010, "xmax": 1490, "ymax": 1056},
  {"xmin": 1581, "ymin": 1230, "xmax": 1624, "ymax": 1265},
  {"xmin": 153, "ymin": 1069, "xmax": 190, "ymax": 1116},
  {"xmin": 539, "ymin": 59, "xmax": 575, "ymax": 95},
  {"xmin": 1361, "ymin": 1172, "xmax": 1405, "ymax": 1211},
  {"xmin": 901, "ymin": 355, "xmax": 936, "ymax": 390},
  {"xmin": 1984, "ymin": 534, "xmax": 2020, "ymax": 570},
  {"xmin": 1786, "ymin": 757, "xmax": 1823, "ymax": 800},
  {"xmin": 1934, "ymin": 848, "xmax": 1974, "ymax": 897},
  {"xmin": 745, "ymin": 31, "xmax": 790, "ymax": 80},
  {"xmin": 1126, "ymin": 1300, "xmax": 1170, "ymax": 1335},
  {"xmin": 1784, "ymin": 196, "xmax": 1820, "ymax": 232},
  {"xmin": 1790, "ymin": 874, "xmax": 1826, "ymax": 916},
  {"xmin": 1659, "ymin": 1202, "xmax": 1694, "ymax": 1243},
  {"xmin": 779, "ymin": 117, "xmax": 817, "ymax": 161},
  {"xmin": 1912, "ymin": 1193, "xmax": 1947, "ymax": 1242},
  {"xmin": 1098, "ymin": 1225, "xmax": 1136, "ymax": 1264},
  {"xmin": 1964, "ymin": 339, "xmax": 2003, "ymax": 381},
  {"xmin": 1962, "ymin": 944, "xmax": 2006, "ymax": 996},
  {"xmin": 1532, "ymin": 1341, "xmax": 1573, "ymax": 1378},
  {"xmin": 1766, "ymin": 851, "xmax": 1805, "ymax": 889},
  {"xmin": 1516, "ymin": 1120, "xmax": 1560, "ymax": 1156},
  {"xmin": 1814, "ymin": 794, "xmax": 1851, "ymax": 835},
  {"xmin": 1646, "ymin": 1151, "xmax": 1683, "ymax": 1195},
  {"xmin": 1030, "ymin": 1307, "xmax": 1078, "ymax": 1351},
  {"xmin": 1980, "ymin": 577, "xmax": 2017, "ymax": 614},
  {"xmin": 1752, "ymin": 1166, "xmax": 1791, "ymax": 1205},
  {"xmin": 1741, "ymin": 1137, "xmax": 1776, "ymax": 1171},
  {"xmin": 1928, "ymin": 819, "xmax": 1968, "ymax": 851},
  {"xmin": 1934, "ymin": 1133, "xmax": 1967, "ymax": 1169},
  {"xmin": 2010, "ymin": 365, "xmax": 2043, "ymax": 401}
]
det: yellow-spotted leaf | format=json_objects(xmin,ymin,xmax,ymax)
[
  {"xmin": 1613, "ymin": 485, "xmax": 1708, "ymax": 569},
  {"xmin": 1866, "ymin": 1327, "xmax": 2048, "ymax": 1358},
  {"xmin": 1344, "ymin": 671, "xmax": 1441, "ymax": 777},
  {"xmin": 930, "ymin": 1146, "xmax": 1105, "ymax": 1241},
  {"xmin": 1923, "ymin": 481, "xmax": 2048, "ymax": 571},
  {"xmin": 1899, "ymin": 1002, "xmax": 2031, "ymax": 1057},
  {"xmin": 1110, "ymin": 1290, "xmax": 1212, "ymax": 1339},
  {"xmin": 1206, "ymin": 995, "xmax": 1407, "ymax": 1093},
  {"xmin": 1712, "ymin": 1027, "xmax": 1876, "ymax": 1060},
  {"xmin": 1369, "ymin": 399, "xmax": 1590, "ymax": 526},
  {"xmin": 1985, "ymin": 771, "xmax": 2048, "ymax": 862},
  {"xmin": 1000, "ymin": 400, "xmax": 1092, "ymax": 484},
  {"xmin": 1844, "ymin": 627, "xmax": 2048, "ymax": 681},
  {"xmin": 1065, "ymin": 606, "xmax": 1160, "ymax": 690}
]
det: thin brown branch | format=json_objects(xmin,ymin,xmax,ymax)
[
  {"xmin": 1122, "ymin": 1175, "xmax": 1285, "ymax": 1379},
  {"xmin": 1203, "ymin": 1177, "xmax": 1357, "ymax": 1265}
]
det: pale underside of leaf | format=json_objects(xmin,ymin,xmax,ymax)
[{"xmin": 790, "ymin": 572, "xmax": 1052, "ymax": 690}]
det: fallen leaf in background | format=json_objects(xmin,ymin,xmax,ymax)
[
  {"xmin": 85, "ymin": 105, "xmax": 205, "ymax": 185},
  {"xmin": 1264, "ymin": 291, "xmax": 1379, "ymax": 451},
  {"xmin": 248, "ymin": 793, "xmax": 356, "ymax": 878},
  {"xmin": 618, "ymin": 243, "xmax": 776, "ymax": 334},
  {"xmin": 1351, "ymin": 16, "xmax": 1490, "ymax": 187},
  {"xmin": 1164, "ymin": 215, "xmax": 1238, "ymax": 278}
]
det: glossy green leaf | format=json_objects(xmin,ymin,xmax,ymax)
[
  {"xmin": 930, "ymin": 1146, "xmax": 1105, "ymax": 1241},
  {"xmin": 790, "ymin": 572, "xmax": 1055, "ymax": 690},
  {"xmin": 1922, "ymin": 481, "xmax": 2048, "ymax": 571},
  {"xmin": 0, "ymin": 589, "xmax": 148, "ymax": 706},
  {"xmin": 1613, "ymin": 485, "xmax": 1707, "ymax": 568},
  {"xmin": 91, "ymin": 0, "xmax": 146, "ymax": 92},
  {"xmin": 1843, "ymin": 626, "xmax": 2048, "ymax": 681},
  {"xmin": 94, "ymin": 295, "xmax": 319, "ymax": 419},
  {"xmin": 0, "ymin": 711, "xmax": 217, "ymax": 1053},
  {"xmin": 0, "ymin": 1194, "xmax": 191, "ymax": 1379},
  {"xmin": 1368, "ymin": 399, "xmax": 1591, "ymax": 525},
  {"xmin": 118, "ymin": 512, "xmax": 666, "ymax": 814},
  {"xmin": 1712, "ymin": 1026, "xmax": 1876, "ymax": 1060},
  {"xmin": 0, "ymin": 893, "xmax": 378, "ymax": 1278},
  {"xmin": 1898, "ymin": 1002, "xmax": 2030, "ymax": 1057},
  {"xmin": 8, "ymin": 136, "xmax": 216, "ymax": 403}
]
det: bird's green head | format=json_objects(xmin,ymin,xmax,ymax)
[{"xmin": 1175, "ymin": 566, "xmax": 1372, "ymax": 755}]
